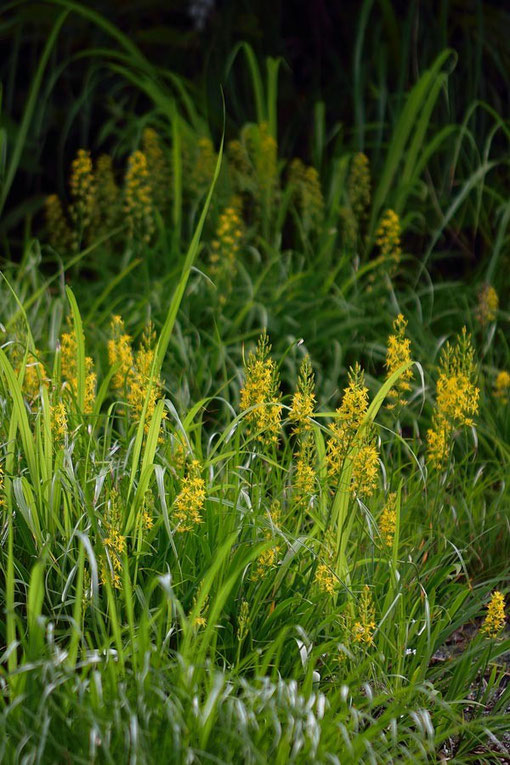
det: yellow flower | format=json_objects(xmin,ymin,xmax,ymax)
[
  {"xmin": 376, "ymin": 209, "xmax": 402, "ymax": 264},
  {"xmin": 476, "ymin": 284, "xmax": 498, "ymax": 326},
  {"xmin": 100, "ymin": 489, "xmax": 126, "ymax": 590},
  {"xmin": 288, "ymin": 158, "xmax": 324, "ymax": 234},
  {"xmin": 44, "ymin": 194, "xmax": 73, "ymax": 252},
  {"xmin": 251, "ymin": 501, "xmax": 281, "ymax": 580},
  {"xmin": 209, "ymin": 200, "xmax": 244, "ymax": 295},
  {"xmin": 494, "ymin": 370, "xmax": 510, "ymax": 404},
  {"xmin": 293, "ymin": 438, "xmax": 316, "ymax": 505},
  {"xmin": 481, "ymin": 591, "xmax": 506, "ymax": 639},
  {"xmin": 108, "ymin": 315, "xmax": 134, "ymax": 394},
  {"xmin": 315, "ymin": 562, "xmax": 337, "ymax": 595},
  {"xmin": 353, "ymin": 585, "xmax": 376, "ymax": 645},
  {"xmin": 70, "ymin": 149, "xmax": 96, "ymax": 243},
  {"xmin": 142, "ymin": 127, "xmax": 170, "ymax": 211},
  {"xmin": 289, "ymin": 356, "xmax": 316, "ymax": 434},
  {"xmin": 124, "ymin": 150, "xmax": 154, "ymax": 243},
  {"xmin": 173, "ymin": 460, "xmax": 206, "ymax": 532},
  {"xmin": 327, "ymin": 364, "xmax": 379, "ymax": 497},
  {"xmin": 348, "ymin": 152, "xmax": 371, "ymax": 222},
  {"xmin": 427, "ymin": 328, "xmax": 479, "ymax": 469},
  {"xmin": 51, "ymin": 400, "xmax": 68, "ymax": 441},
  {"xmin": 126, "ymin": 322, "xmax": 165, "ymax": 431},
  {"xmin": 379, "ymin": 493, "xmax": 397, "ymax": 547},
  {"xmin": 240, "ymin": 331, "xmax": 282, "ymax": 446},
  {"xmin": 385, "ymin": 313, "xmax": 413, "ymax": 410}
]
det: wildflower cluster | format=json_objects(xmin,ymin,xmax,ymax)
[
  {"xmin": 385, "ymin": 313, "xmax": 413, "ymax": 410},
  {"xmin": 60, "ymin": 318, "xmax": 96, "ymax": 414},
  {"xmin": 44, "ymin": 194, "xmax": 73, "ymax": 252},
  {"xmin": 494, "ymin": 370, "xmax": 510, "ymax": 404},
  {"xmin": 327, "ymin": 364, "xmax": 379, "ymax": 498},
  {"xmin": 142, "ymin": 127, "xmax": 170, "ymax": 211},
  {"xmin": 173, "ymin": 460, "xmax": 206, "ymax": 532},
  {"xmin": 70, "ymin": 149, "xmax": 96, "ymax": 244},
  {"xmin": 288, "ymin": 158, "xmax": 325, "ymax": 235},
  {"xmin": 124, "ymin": 150, "xmax": 154, "ymax": 243},
  {"xmin": 126, "ymin": 321, "xmax": 165, "ymax": 430},
  {"xmin": 348, "ymin": 152, "xmax": 371, "ymax": 222},
  {"xmin": 476, "ymin": 284, "xmax": 498, "ymax": 326},
  {"xmin": 481, "ymin": 591, "xmax": 506, "ymax": 639},
  {"xmin": 427, "ymin": 328, "xmax": 479, "ymax": 469},
  {"xmin": 240, "ymin": 331, "xmax": 282, "ymax": 446},
  {"xmin": 92, "ymin": 154, "xmax": 119, "ymax": 237},
  {"xmin": 376, "ymin": 209, "xmax": 402, "ymax": 265},
  {"xmin": 352, "ymin": 585, "xmax": 376, "ymax": 645},
  {"xmin": 100, "ymin": 489, "xmax": 126, "ymax": 590},
  {"xmin": 209, "ymin": 199, "xmax": 244, "ymax": 299},
  {"xmin": 108, "ymin": 315, "xmax": 134, "ymax": 394},
  {"xmin": 314, "ymin": 561, "xmax": 337, "ymax": 595},
  {"xmin": 379, "ymin": 492, "xmax": 397, "ymax": 548},
  {"xmin": 251, "ymin": 501, "xmax": 281, "ymax": 581}
]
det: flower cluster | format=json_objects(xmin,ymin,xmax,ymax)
[
  {"xmin": 173, "ymin": 460, "xmax": 206, "ymax": 532},
  {"xmin": 376, "ymin": 209, "xmax": 402, "ymax": 265},
  {"xmin": 385, "ymin": 313, "xmax": 413, "ymax": 410},
  {"xmin": 251, "ymin": 501, "xmax": 281, "ymax": 581},
  {"xmin": 100, "ymin": 489, "xmax": 126, "ymax": 590},
  {"xmin": 209, "ymin": 200, "xmax": 244, "ymax": 300},
  {"xmin": 126, "ymin": 321, "xmax": 164, "ymax": 431},
  {"xmin": 288, "ymin": 158, "xmax": 325, "ymax": 234},
  {"xmin": 427, "ymin": 328, "xmax": 479, "ymax": 469},
  {"xmin": 124, "ymin": 150, "xmax": 154, "ymax": 243},
  {"xmin": 348, "ymin": 152, "xmax": 371, "ymax": 222},
  {"xmin": 44, "ymin": 194, "xmax": 73, "ymax": 252},
  {"xmin": 314, "ymin": 562, "xmax": 337, "ymax": 595},
  {"xmin": 142, "ymin": 127, "xmax": 170, "ymax": 212},
  {"xmin": 240, "ymin": 331, "xmax": 282, "ymax": 446},
  {"xmin": 379, "ymin": 492, "xmax": 397, "ymax": 547},
  {"xmin": 481, "ymin": 591, "xmax": 506, "ymax": 639},
  {"xmin": 70, "ymin": 149, "xmax": 96, "ymax": 242},
  {"xmin": 60, "ymin": 319, "xmax": 96, "ymax": 414},
  {"xmin": 494, "ymin": 370, "xmax": 510, "ymax": 404},
  {"xmin": 327, "ymin": 364, "xmax": 379, "ymax": 498},
  {"xmin": 476, "ymin": 284, "xmax": 498, "ymax": 326},
  {"xmin": 353, "ymin": 585, "xmax": 376, "ymax": 645}
]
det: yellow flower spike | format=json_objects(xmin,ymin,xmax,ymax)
[
  {"xmin": 289, "ymin": 355, "xmax": 316, "ymax": 435},
  {"xmin": 108, "ymin": 315, "xmax": 134, "ymax": 394},
  {"xmin": 209, "ymin": 200, "xmax": 245, "ymax": 297},
  {"xmin": 350, "ymin": 440, "xmax": 379, "ymax": 498},
  {"xmin": 379, "ymin": 492, "xmax": 397, "ymax": 547},
  {"xmin": 51, "ymin": 400, "xmax": 68, "ymax": 441},
  {"xmin": 427, "ymin": 327, "xmax": 479, "ymax": 469},
  {"xmin": 100, "ymin": 489, "xmax": 126, "ymax": 590},
  {"xmin": 494, "ymin": 370, "xmax": 510, "ymax": 404},
  {"xmin": 376, "ymin": 209, "xmax": 402, "ymax": 265},
  {"xmin": 173, "ymin": 460, "xmax": 206, "ymax": 532},
  {"xmin": 126, "ymin": 321, "xmax": 165, "ymax": 432},
  {"xmin": 44, "ymin": 194, "xmax": 73, "ymax": 252},
  {"xmin": 385, "ymin": 313, "xmax": 413, "ymax": 410},
  {"xmin": 314, "ymin": 562, "xmax": 337, "ymax": 595},
  {"xmin": 347, "ymin": 152, "xmax": 371, "ymax": 222},
  {"xmin": 294, "ymin": 439, "xmax": 316, "ymax": 505},
  {"xmin": 353, "ymin": 585, "xmax": 376, "ymax": 645},
  {"xmin": 240, "ymin": 331, "xmax": 282, "ymax": 447},
  {"xmin": 142, "ymin": 127, "xmax": 170, "ymax": 212},
  {"xmin": 70, "ymin": 149, "xmax": 96, "ymax": 244},
  {"xmin": 476, "ymin": 284, "xmax": 499, "ymax": 326},
  {"xmin": 124, "ymin": 150, "xmax": 155, "ymax": 243},
  {"xmin": 481, "ymin": 591, "xmax": 506, "ymax": 639}
]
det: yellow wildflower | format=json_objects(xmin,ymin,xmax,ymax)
[
  {"xmin": 350, "ymin": 440, "xmax": 379, "ymax": 498},
  {"xmin": 142, "ymin": 127, "xmax": 170, "ymax": 212},
  {"xmin": 348, "ymin": 152, "xmax": 371, "ymax": 222},
  {"xmin": 240, "ymin": 331, "xmax": 282, "ymax": 446},
  {"xmin": 376, "ymin": 209, "xmax": 402, "ymax": 264},
  {"xmin": 100, "ymin": 489, "xmax": 126, "ymax": 590},
  {"xmin": 70, "ymin": 149, "xmax": 96, "ymax": 244},
  {"xmin": 251, "ymin": 502, "xmax": 281, "ymax": 580},
  {"xmin": 124, "ymin": 150, "xmax": 154, "ymax": 243},
  {"xmin": 481, "ymin": 591, "xmax": 506, "ymax": 639},
  {"xmin": 51, "ymin": 400, "xmax": 68, "ymax": 441},
  {"xmin": 173, "ymin": 460, "xmax": 206, "ymax": 532},
  {"xmin": 127, "ymin": 321, "xmax": 165, "ymax": 430},
  {"xmin": 60, "ymin": 321, "xmax": 78, "ymax": 394},
  {"xmin": 427, "ymin": 328, "xmax": 479, "ymax": 468},
  {"xmin": 353, "ymin": 585, "xmax": 376, "ymax": 645},
  {"xmin": 44, "ymin": 194, "xmax": 73, "ymax": 252},
  {"xmin": 385, "ymin": 313, "xmax": 413, "ymax": 410},
  {"xmin": 192, "ymin": 594, "xmax": 208, "ymax": 629},
  {"xmin": 379, "ymin": 492, "xmax": 397, "ymax": 547},
  {"xmin": 495, "ymin": 370, "xmax": 510, "ymax": 404},
  {"xmin": 315, "ymin": 562, "xmax": 337, "ymax": 595},
  {"xmin": 294, "ymin": 438, "xmax": 316, "ymax": 505},
  {"xmin": 289, "ymin": 355, "xmax": 316, "ymax": 434},
  {"xmin": 476, "ymin": 284, "xmax": 498, "ymax": 326},
  {"xmin": 209, "ymin": 200, "xmax": 244, "ymax": 295},
  {"xmin": 108, "ymin": 315, "xmax": 134, "ymax": 394}
]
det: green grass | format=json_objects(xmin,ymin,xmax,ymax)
[{"xmin": 0, "ymin": 2, "xmax": 509, "ymax": 762}]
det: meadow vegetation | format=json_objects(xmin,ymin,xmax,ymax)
[{"xmin": 0, "ymin": 2, "xmax": 509, "ymax": 762}]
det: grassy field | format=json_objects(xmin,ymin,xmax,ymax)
[{"xmin": 0, "ymin": 2, "xmax": 509, "ymax": 762}]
